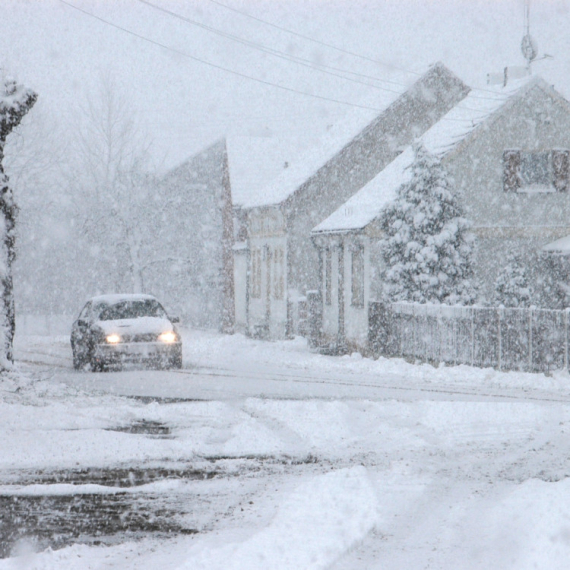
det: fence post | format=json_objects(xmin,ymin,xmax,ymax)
[
  {"xmin": 497, "ymin": 308, "xmax": 502, "ymax": 371},
  {"xmin": 564, "ymin": 309, "xmax": 568, "ymax": 370},
  {"xmin": 453, "ymin": 314, "xmax": 457, "ymax": 365},
  {"xmin": 400, "ymin": 308, "xmax": 403, "ymax": 357},
  {"xmin": 528, "ymin": 308, "xmax": 533, "ymax": 372},
  {"xmin": 471, "ymin": 308, "xmax": 475, "ymax": 367},
  {"xmin": 439, "ymin": 308, "xmax": 443, "ymax": 364},
  {"xmin": 412, "ymin": 304, "xmax": 416, "ymax": 361}
]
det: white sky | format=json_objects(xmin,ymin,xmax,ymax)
[{"xmin": 1, "ymin": 0, "xmax": 569, "ymax": 169}]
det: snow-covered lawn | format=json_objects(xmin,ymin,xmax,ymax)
[{"xmin": 2, "ymin": 329, "xmax": 570, "ymax": 568}]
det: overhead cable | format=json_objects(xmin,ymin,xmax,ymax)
[
  {"xmin": 58, "ymin": 0, "xmax": 389, "ymax": 112},
  {"xmin": 207, "ymin": 0, "xmax": 423, "ymax": 76},
  {"xmin": 138, "ymin": 0, "xmax": 408, "ymax": 93}
]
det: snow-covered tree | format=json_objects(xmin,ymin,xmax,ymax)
[
  {"xmin": 6, "ymin": 101, "xmax": 74, "ymax": 317},
  {"xmin": 68, "ymin": 76, "xmax": 190, "ymax": 295},
  {"xmin": 380, "ymin": 143, "xmax": 476, "ymax": 305},
  {"xmin": 536, "ymin": 254, "xmax": 570, "ymax": 310},
  {"xmin": 69, "ymin": 76, "xmax": 149, "ymax": 293},
  {"xmin": 0, "ymin": 77, "xmax": 36, "ymax": 368},
  {"xmin": 494, "ymin": 253, "xmax": 532, "ymax": 307}
]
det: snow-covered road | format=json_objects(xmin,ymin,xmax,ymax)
[
  {"xmin": 13, "ymin": 329, "xmax": 570, "ymax": 404},
  {"xmin": 3, "ymin": 329, "xmax": 570, "ymax": 568}
]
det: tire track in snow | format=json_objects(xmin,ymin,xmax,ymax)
[{"xmin": 170, "ymin": 366, "xmax": 570, "ymax": 404}]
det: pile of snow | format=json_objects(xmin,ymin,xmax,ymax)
[
  {"xmin": 4, "ymin": 328, "xmax": 570, "ymax": 568},
  {"xmin": 450, "ymin": 478, "xmax": 570, "ymax": 569},
  {"xmin": 0, "ymin": 363, "xmax": 112, "ymax": 407},
  {"xmin": 180, "ymin": 467, "xmax": 378, "ymax": 570},
  {"xmin": 183, "ymin": 329, "xmax": 570, "ymax": 395}
]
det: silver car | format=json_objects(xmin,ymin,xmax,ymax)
[{"xmin": 71, "ymin": 294, "xmax": 182, "ymax": 371}]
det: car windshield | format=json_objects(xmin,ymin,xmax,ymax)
[{"xmin": 97, "ymin": 300, "xmax": 167, "ymax": 321}]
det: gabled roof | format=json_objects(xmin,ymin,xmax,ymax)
[
  {"xmin": 542, "ymin": 235, "xmax": 570, "ymax": 255},
  {"xmin": 312, "ymin": 146, "xmax": 415, "ymax": 234},
  {"xmin": 160, "ymin": 136, "xmax": 303, "ymax": 208},
  {"xmin": 242, "ymin": 63, "xmax": 463, "ymax": 209},
  {"xmin": 225, "ymin": 135, "xmax": 305, "ymax": 208},
  {"xmin": 313, "ymin": 76, "xmax": 559, "ymax": 235}
]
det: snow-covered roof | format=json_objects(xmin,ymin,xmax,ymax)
[
  {"xmin": 542, "ymin": 235, "xmax": 570, "ymax": 255},
  {"xmin": 89, "ymin": 294, "xmax": 158, "ymax": 305},
  {"xmin": 312, "ymin": 147, "xmax": 414, "ymax": 234},
  {"xmin": 226, "ymin": 136, "xmax": 303, "ymax": 208},
  {"xmin": 162, "ymin": 135, "xmax": 304, "ymax": 209},
  {"xmin": 313, "ymin": 75, "xmax": 551, "ymax": 234},
  {"xmin": 421, "ymin": 75, "xmax": 547, "ymax": 157},
  {"xmin": 240, "ymin": 72, "xmax": 420, "ymax": 209}
]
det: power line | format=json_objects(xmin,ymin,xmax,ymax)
[
  {"xmin": 207, "ymin": 0, "xmax": 423, "ymax": 77},
  {"xmin": 136, "ymin": 0, "xmax": 508, "ymax": 109},
  {"xmin": 58, "ymin": 0, "xmax": 390, "ymax": 113},
  {"xmin": 58, "ymin": 1, "xmax": 513, "ymax": 123},
  {"xmin": 138, "ymin": 0, "xmax": 408, "ymax": 94},
  {"xmin": 206, "ymin": 0, "xmax": 524, "ymax": 102}
]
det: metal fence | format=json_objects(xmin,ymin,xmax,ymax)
[{"xmin": 368, "ymin": 302, "xmax": 569, "ymax": 373}]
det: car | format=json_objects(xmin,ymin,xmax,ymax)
[{"xmin": 71, "ymin": 294, "xmax": 182, "ymax": 371}]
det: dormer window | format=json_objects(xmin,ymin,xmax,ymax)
[{"xmin": 503, "ymin": 149, "xmax": 570, "ymax": 193}]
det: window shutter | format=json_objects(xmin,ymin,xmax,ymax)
[
  {"xmin": 503, "ymin": 150, "xmax": 521, "ymax": 192},
  {"xmin": 552, "ymin": 150, "xmax": 570, "ymax": 192}
]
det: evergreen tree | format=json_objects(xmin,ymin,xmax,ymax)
[
  {"xmin": 380, "ymin": 143, "xmax": 476, "ymax": 305},
  {"xmin": 0, "ymin": 77, "xmax": 36, "ymax": 369},
  {"xmin": 494, "ymin": 253, "xmax": 532, "ymax": 308}
]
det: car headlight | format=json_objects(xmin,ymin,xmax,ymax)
[
  {"xmin": 158, "ymin": 331, "xmax": 177, "ymax": 343},
  {"xmin": 106, "ymin": 334, "xmax": 121, "ymax": 344}
]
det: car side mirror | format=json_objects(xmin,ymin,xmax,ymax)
[{"xmin": 169, "ymin": 315, "xmax": 180, "ymax": 324}]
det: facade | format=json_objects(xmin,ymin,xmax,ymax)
[
  {"xmin": 156, "ymin": 136, "xmax": 295, "ymax": 333},
  {"xmin": 312, "ymin": 76, "xmax": 570, "ymax": 352},
  {"xmin": 239, "ymin": 63, "xmax": 470, "ymax": 339},
  {"xmin": 151, "ymin": 140, "xmax": 234, "ymax": 331}
]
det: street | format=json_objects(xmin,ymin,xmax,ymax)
[
  {"xmin": 3, "ymin": 329, "xmax": 570, "ymax": 568},
  {"xmin": 13, "ymin": 329, "xmax": 570, "ymax": 404}
]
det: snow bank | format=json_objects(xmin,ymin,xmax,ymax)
[
  {"xmin": 179, "ymin": 466, "xmax": 378, "ymax": 570},
  {"xmin": 183, "ymin": 329, "xmax": 570, "ymax": 396},
  {"xmin": 455, "ymin": 478, "xmax": 570, "ymax": 569}
]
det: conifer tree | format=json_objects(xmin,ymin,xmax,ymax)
[
  {"xmin": 380, "ymin": 143, "xmax": 476, "ymax": 305},
  {"xmin": 494, "ymin": 253, "xmax": 532, "ymax": 308},
  {"xmin": 0, "ymin": 77, "xmax": 36, "ymax": 369}
]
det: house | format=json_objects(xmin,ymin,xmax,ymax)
[
  {"xmin": 311, "ymin": 75, "xmax": 570, "ymax": 352},
  {"xmin": 237, "ymin": 63, "xmax": 470, "ymax": 340},
  {"xmin": 151, "ymin": 136, "xmax": 294, "ymax": 332},
  {"xmin": 145, "ymin": 139, "xmax": 233, "ymax": 331}
]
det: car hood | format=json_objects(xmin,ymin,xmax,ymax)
[{"xmin": 95, "ymin": 317, "xmax": 175, "ymax": 336}]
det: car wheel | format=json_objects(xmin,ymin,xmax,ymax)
[
  {"xmin": 86, "ymin": 343, "xmax": 104, "ymax": 372},
  {"xmin": 72, "ymin": 349, "xmax": 85, "ymax": 370},
  {"xmin": 72, "ymin": 342, "xmax": 88, "ymax": 370},
  {"xmin": 90, "ymin": 357, "xmax": 106, "ymax": 372}
]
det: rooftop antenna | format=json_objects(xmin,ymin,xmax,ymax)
[
  {"xmin": 521, "ymin": 0, "xmax": 538, "ymax": 73},
  {"xmin": 487, "ymin": 0, "xmax": 551, "ymax": 85}
]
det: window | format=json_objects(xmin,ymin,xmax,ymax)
[
  {"xmin": 273, "ymin": 247, "xmax": 284, "ymax": 300},
  {"xmin": 324, "ymin": 249, "xmax": 332, "ymax": 306},
  {"xmin": 78, "ymin": 302, "xmax": 92, "ymax": 322},
  {"xmin": 351, "ymin": 248, "xmax": 364, "ymax": 307},
  {"xmin": 503, "ymin": 149, "xmax": 570, "ymax": 193},
  {"xmin": 98, "ymin": 300, "xmax": 167, "ymax": 321},
  {"xmin": 250, "ymin": 247, "xmax": 261, "ymax": 299}
]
